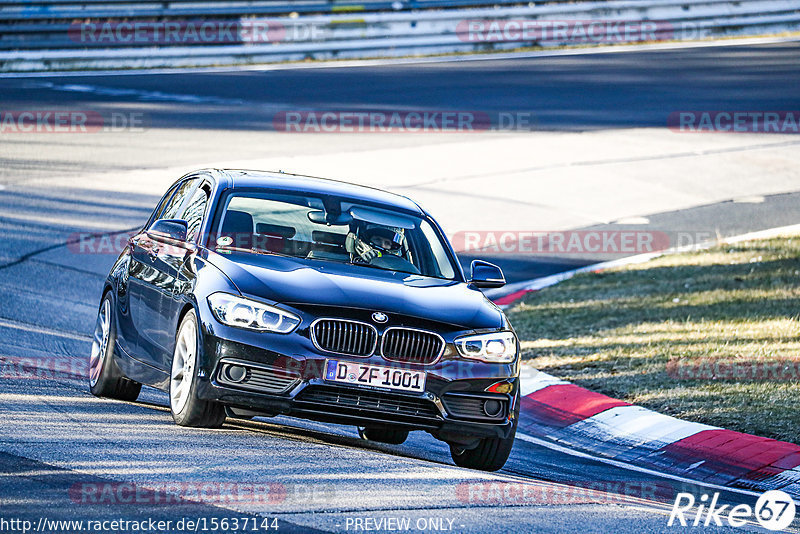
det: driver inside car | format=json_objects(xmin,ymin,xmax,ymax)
[{"xmin": 346, "ymin": 225, "xmax": 406, "ymax": 264}]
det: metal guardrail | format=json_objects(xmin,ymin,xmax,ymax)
[
  {"xmin": 1, "ymin": 0, "xmax": 799, "ymax": 71},
  {"xmin": 0, "ymin": 0, "xmax": 558, "ymax": 20},
  {"xmin": 0, "ymin": 0, "xmax": 372, "ymax": 3}
]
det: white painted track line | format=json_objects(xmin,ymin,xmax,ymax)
[{"xmin": 516, "ymin": 433, "xmax": 767, "ymax": 499}]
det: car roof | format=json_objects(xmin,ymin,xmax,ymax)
[{"xmin": 210, "ymin": 169, "xmax": 425, "ymax": 215}]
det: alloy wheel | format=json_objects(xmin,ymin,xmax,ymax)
[
  {"xmin": 170, "ymin": 317, "xmax": 197, "ymax": 414},
  {"xmin": 89, "ymin": 298, "xmax": 111, "ymax": 387}
]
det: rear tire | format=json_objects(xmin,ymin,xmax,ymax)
[
  {"xmin": 358, "ymin": 426, "xmax": 409, "ymax": 445},
  {"xmin": 169, "ymin": 309, "xmax": 226, "ymax": 428},
  {"xmin": 89, "ymin": 292, "xmax": 141, "ymax": 402}
]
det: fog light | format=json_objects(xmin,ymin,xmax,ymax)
[
  {"xmin": 224, "ymin": 364, "xmax": 247, "ymax": 383},
  {"xmin": 483, "ymin": 399, "xmax": 503, "ymax": 417}
]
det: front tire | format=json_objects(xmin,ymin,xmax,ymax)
[
  {"xmin": 89, "ymin": 293, "xmax": 141, "ymax": 401},
  {"xmin": 450, "ymin": 418, "xmax": 517, "ymax": 472},
  {"xmin": 358, "ymin": 426, "xmax": 409, "ymax": 445},
  {"xmin": 169, "ymin": 309, "xmax": 226, "ymax": 428}
]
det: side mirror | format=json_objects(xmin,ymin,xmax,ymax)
[
  {"xmin": 149, "ymin": 219, "xmax": 188, "ymax": 242},
  {"xmin": 469, "ymin": 260, "xmax": 506, "ymax": 289}
]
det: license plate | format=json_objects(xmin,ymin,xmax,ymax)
[{"xmin": 324, "ymin": 360, "xmax": 426, "ymax": 393}]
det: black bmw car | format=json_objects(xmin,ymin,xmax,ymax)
[{"xmin": 89, "ymin": 169, "xmax": 520, "ymax": 471}]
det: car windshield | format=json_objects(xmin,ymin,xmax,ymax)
[{"xmin": 214, "ymin": 192, "xmax": 458, "ymax": 280}]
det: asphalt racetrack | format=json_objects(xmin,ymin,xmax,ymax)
[{"xmin": 1, "ymin": 40, "xmax": 800, "ymax": 533}]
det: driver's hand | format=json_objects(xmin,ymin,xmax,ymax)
[{"xmin": 355, "ymin": 239, "xmax": 379, "ymax": 262}]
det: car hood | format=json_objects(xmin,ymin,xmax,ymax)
[{"xmin": 205, "ymin": 251, "xmax": 504, "ymax": 330}]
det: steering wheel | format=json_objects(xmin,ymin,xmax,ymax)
[{"xmin": 369, "ymin": 253, "xmax": 420, "ymax": 274}]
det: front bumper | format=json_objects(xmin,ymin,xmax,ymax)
[{"xmin": 195, "ymin": 331, "xmax": 519, "ymax": 441}]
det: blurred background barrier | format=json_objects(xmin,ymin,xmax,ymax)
[{"xmin": 1, "ymin": 0, "xmax": 799, "ymax": 71}]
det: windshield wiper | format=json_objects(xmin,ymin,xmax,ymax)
[
  {"xmin": 215, "ymin": 245, "xmax": 292, "ymax": 258},
  {"xmin": 349, "ymin": 260, "xmax": 417, "ymax": 276}
]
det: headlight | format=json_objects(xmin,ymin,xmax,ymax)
[
  {"xmin": 207, "ymin": 293, "xmax": 301, "ymax": 333},
  {"xmin": 455, "ymin": 331, "xmax": 517, "ymax": 363}
]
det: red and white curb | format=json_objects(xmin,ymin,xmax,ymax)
[
  {"xmin": 503, "ymin": 224, "xmax": 800, "ymax": 497},
  {"xmin": 516, "ymin": 369, "xmax": 800, "ymax": 499}
]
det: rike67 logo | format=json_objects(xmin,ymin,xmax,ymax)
[{"xmin": 668, "ymin": 490, "xmax": 796, "ymax": 531}]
